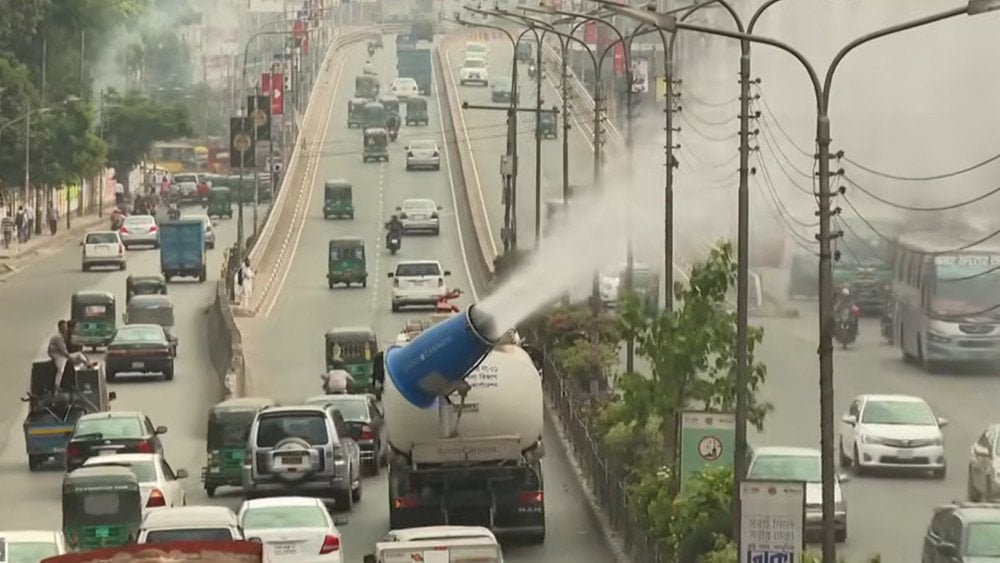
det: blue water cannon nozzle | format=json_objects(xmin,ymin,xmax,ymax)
[{"xmin": 385, "ymin": 305, "xmax": 500, "ymax": 409}]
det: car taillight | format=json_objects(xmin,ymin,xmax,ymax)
[
  {"xmin": 438, "ymin": 279, "xmax": 444, "ymax": 287},
  {"xmin": 149, "ymin": 225, "xmax": 157, "ymax": 232},
  {"xmin": 407, "ymin": 151, "xmax": 414, "ymax": 157},
  {"xmin": 65, "ymin": 443, "xmax": 81, "ymax": 458},
  {"xmin": 519, "ymin": 491, "xmax": 544, "ymax": 504},
  {"xmin": 360, "ymin": 425, "xmax": 375, "ymax": 441},
  {"xmin": 136, "ymin": 440, "xmax": 154, "ymax": 453},
  {"xmin": 332, "ymin": 445, "xmax": 345, "ymax": 460},
  {"xmin": 319, "ymin": 534, "xmax": 340, "ymax": 554},
  {"xmin": 432, "ymin": 151, "xmax": 439, "ymax": 157},
  {"xmin": 399, "ymin": 213, "xmax": 407, "ymax": 219},
  {"xmin": 120, "ymin": 226, "xmax": 129, "ymax": 234},
  {"xmin": 431, "ymin": 213, "xmax": 438, "ymax": 219},
  {"xmin": 118, "ymin": 244, "xmax": 124, "ymax": 254},
  {"xmin": 146, "ymin": 488, "xmax": 166, "ymax": 507},
  {"xmin": 393, "ymin": 497, "xmax": 420, "ymax": 509},
  {"xmin": 244, "ymin": 451, "xmax": 252, "ymax": 465},
  {"xmin": 393, "ymin": 279, "xmax": 399, "ymax": 288}
]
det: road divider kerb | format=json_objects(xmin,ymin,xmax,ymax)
[{"xmin": 208, "ymin": 26, "xmax": 392, "ymax": 398}]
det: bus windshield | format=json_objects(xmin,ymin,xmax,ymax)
[{"xmin": 933, "ymin": 254, "xmax": 1000, "ymax": 317}]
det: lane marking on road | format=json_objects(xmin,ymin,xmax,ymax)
[
  {"xmin": 261, "ymin": 55, "xmax": 348, "ymax": 319},
  {"xmin": 373, "ymin": 160, "xmax": 385, "ymax": 312}
]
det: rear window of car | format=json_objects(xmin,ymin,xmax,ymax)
[
  {"xmin": 403, "ymin": 200, "xmax": 435, "ymax": 212},
  {"xmin": 144, "ymin": 529, "xmax": 234, "ymax": 543},
  {"xmin": 125, "ymin": 216, "xmax": 154, "ymax": 226},
  {"xmin": 463, "ymin": 59, "xmax": 486, "ymax": 69},
  {"xmin": 75, "ymin": 417, "xmax": 143, "ymax": 439},
  {"xmin": 88, "ymin": 460, "xmax": 157, "ymax": 482},
  {"xmin": 256, "ymin": 414, "xmax": 329, "ymax": 447},
  {"xmin": 410, "ymin": 141, "xmax": 436, "ymax": 150},
  {"xmin": 115, "ymin": 326, "xmax": 166, "ymax": 343},
  {"xmin": 395, "ymin": 78, "xmax": 417, "ymax": 87},
  {"xmin": 173, "ymin": 174, "xmax": 198, "ymax": 183},
  {"xmin": 86, "ymin": 233, "xmax": 118, "ymax": 244},
  {"xmin": 324, "ymin": 399, "xmax": 369, "ymax": 421},
  {"xmin": 242, "ymin": 506, "xmax": 328, "ymax": 530},
  {"xmin": 8, "ymin": 541, "xmax": 60, "ymax": 562},
  {"xmin": 396, "ymin": 262, "xmax": 441, "ymax": 277}
]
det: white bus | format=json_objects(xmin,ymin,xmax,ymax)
[{"xmin": 892, "ymin": 230, "xmax": 1000, "ymax": 372}]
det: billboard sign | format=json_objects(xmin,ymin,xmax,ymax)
[
  {"xmin": 678, "ymin": 411, "xmax": 735, "ymax": 491},
  {"xmin": 739, "ymin": 480, "xmax": 805, "ymax": 563}
]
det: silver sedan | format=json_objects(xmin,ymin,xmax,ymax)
[
  {"xmin": 405, "ymin": 139, "xmax": 441, "ymax": 171},
  {"xmin": 397, "ymin": 198, "xmax": 441, "ymax": 235},
  {"xmin": 120, "ymin": 215, "xmax": 160, "ymax": 249}
]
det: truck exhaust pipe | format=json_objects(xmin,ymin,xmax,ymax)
[{"xmin": 385, "ymin": 305, "xmax": 500, "ymax": 409}]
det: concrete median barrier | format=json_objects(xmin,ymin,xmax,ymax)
[{"xmin": 207, "ymin": 281, "xmax": 246, "ymax": 398}]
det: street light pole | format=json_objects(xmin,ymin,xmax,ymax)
[{"xmin": 600, "ymin": 2, "xmax": 1000, "ymax": 561}]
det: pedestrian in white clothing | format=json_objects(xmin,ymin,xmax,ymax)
[{"xmin": 237, "ymin": 258, "xmax": 254, "ymax": 307}]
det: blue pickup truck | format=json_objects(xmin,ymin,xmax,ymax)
[{"xmin": 159, "ymin": 219, "xmax": 207, "ymax": 282}]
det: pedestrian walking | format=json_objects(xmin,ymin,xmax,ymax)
[
  {"xmin": 23, "ymin": 202, "xmax": 33, "ymax": 239},
  {"xmin": 1, "ymin": 209, "xmax": 13, "ymax": 249},
  {"xmin": 114, "ymin": 177, "xmax": 125, "ymax": 207},
  {"xmin": 47, "ymin": 202, "xmax": 59, "ymax": 235},
  {"xmin": 236, "ymin": 258, "xmax": 254, "ymax": 307}
]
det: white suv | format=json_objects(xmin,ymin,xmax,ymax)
[
  {"xmin": 389, "ymin": 260, "xmax": 450, "ymax": 312},
  {"xmin": 81, "ymin": 231, "xmax": 126, "ymax": 271},
  {"xmin": 459, "ymin": 57, "xmax": 489, "ymax": 86}
]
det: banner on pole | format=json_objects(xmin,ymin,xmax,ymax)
[
  {"xmin": 261, "ymin": 72, "xmax": 272, "ymax": 93},
  {"xmin": 739, "ymin": 480, "xmax": 805, "ymax": 563},
  {"xmin": 270, "ymin": 72, "xmax": 285, "ymax": 115},
  {"xmin": 631, "ymin": 58, "xmax": 649, "ymax": 94},
  {"xmin": 613, "ymin": 41, "xmax": 625, "ymax": 74},
  {"xmin": 678, "ymin": 411, "xmax": 735, "ymax": 491},
  {"xmin": 247, "ymin": 95, "xmax": 271, "ymax": 141},
  {"xmin": 229, "ymin": 117, "xmax": 255, "ymax": 168}
]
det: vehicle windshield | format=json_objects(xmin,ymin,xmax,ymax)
[
  {"xmin": 128, "ymin": 306, "xmax": 174, "ymax": 326},
  {"xmin": 88, "ymin": 460, "xmax": 157, "ymax": 482},
  {"xmin": 114, "ymin": 326, "xmax": 165, "ymax": 343},
  {"xmin": 860, "ymin": 400, "xmax": 936, "ymax": 425},
  {"xmin": 242, "ymin": 505, "xmax": 328, "ymax": 530},
  {"xmin": 173, "ymin": 174, "xmax": 198, "ymax": 184},
  {"xmin": 256, "ymin": 414, "xmax": 329, "ymax": 447},
  {"xmin": 144, "ymin": 529, "xmax": 233, "ymax": 543},
  {"xmin": 76, "ymin": 417, "xmax": 143, "ymax": 439},
  {"xmin": 837, "ymin": 229, "xmax": 888, "ymax": 268},
  {"xmin": 324, "ymin": 399, "xmax": 369, "ymax": 421},
  {"xmin": 403, "ymin": 200, "xmax": 435, "ymax": 213},
  {"xmin": 464, "ymin": 58, "xmax": 486, "ymax": 69},
  {"xmin": 330, "ymin": 246, "xmax": 364, "ymax": 261},
  {"xmin": 466, "ymin": 44, "xmax": 487, "ymax": 53},
  {"xmin": 328, "ymin": 338, "xmax": 373, "ymax": 364},
  {"xmin": 966, "ymin": 522, "xmax": 1000, "ymax": 556},
  {"xmin": 748, "ymin": 454, "xmax": 821, "ymax": 482},
  {"xmin": 410, "ymin": 141, "xmax": 436, "ymax": 151},
  {"xmin": 396, "ymin": 262, "xmax": 441, "ymax": 277},
  {"xmin": 933, "ymin": 255, "xmax": 1000, "ymax": 317},
  {"xmin": 86, "ymin": 233, "xmax": 118, "ymax": 244},
  {"xmin": 7, "ymin": 541, "xmax": 60, "ymax": 562},
  {"xmin": 208, "ymin": 411, "xmax": 256, "ymax": 449}
]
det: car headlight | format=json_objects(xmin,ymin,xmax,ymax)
[
  {"xmin": 926, "ymin": 331, "xmax": 950, "ymax": 344},
  {"xmin": 860, "ymin": 434, "xmax": 887, "ymax": 445}
]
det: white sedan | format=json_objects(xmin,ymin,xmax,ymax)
[
  {"xmin": 398, "ymin": 198, "xmax": 442, "ymax": 235},
  {"xmin": 839, "ymin": 393, "xmax": 948, "ymax": 478},
  {"xmin": 84, "ymin": 453, "xmax": 189, "ymax": 512},
  {"xmin": 405, "ymin": 139, "xmax": 441, "ymax": 171},
  {"xmin": 0, "ymin": 530, "xmax": 67, "ymax": 561},
  {"xmin": 391, "ymin": 77, "xmax": 419, "ymax": 99},
  {"xmin": 239, "ymin": 496, "xmax": 346, "ymax": 562}
]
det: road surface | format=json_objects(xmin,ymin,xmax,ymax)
[
  {"xmin": 236, "ymin": 36, "xmax": 618, "ymax": 561},
  {"xmin": 0, "ymin": 204, "xmax": 255, "ymax": 528}
]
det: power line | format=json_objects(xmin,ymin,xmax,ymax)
[
  {"xmin": 680, "ymin": 86, "xmax": 738, "ymax": 108},
  {"xmin": 678, "ymin": 112, "xmax": 738, "ymax": 143},
  {"xmin": 842, "ymin": 151, "xmax": 1000, "ymax": 182},
  {"xmin": 683, "ymin": 108, "xmax": 737, "ymax": 127},
  {"xmin": 755, "ymin": 112, "xmax": 814, "ymax": 179},
  {"xmin": 756, "ymin": 122, "xmax": 814, "ymax": 196},
  {"xmin": 843, "ymin": 174, "xmax": 1000, "ymax": 212},
  {"xmin": 937, "ymin": 262, "xmax": 1000, "ymax": 282},
  {"xmin": 755, "ymin": 152, "xmax": 819, "ymax": 229},
  {"xmin": 754, "ymin": 86, "xmax": 813, "ymax": 158}
]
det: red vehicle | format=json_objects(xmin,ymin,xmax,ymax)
[{"xmin": 42, "ymin": 540, "xmax": 266, "ymax": 562}]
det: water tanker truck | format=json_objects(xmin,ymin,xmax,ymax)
[{"xmin": 383, "ymin": 308, "xmax": 546, "ymax": 542}]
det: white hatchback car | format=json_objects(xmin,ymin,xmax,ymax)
[
  {"xmin": 81, "ymin": 231, "xmax": 126, "ymax": 271},
  {"xmin": 460, "ymin": 57, "xmax": 489, "ymax": 86},
  {"xmin": 84, "ymin": 453, "xmax": 189, "ymax": 514},
  {"xmin": 239, "ymin": 496, "xmax": 347, "ymax": 562},
  {"xmin": 747, "ymin": 446, "xmax": 848, "ymax": 543},
  {"xmin": 839, "ymin": 393, "xmax": 948, "ymax": 478},
  {"xmin": 391, "ymin": 77, "xmax": 419, "ymax": 99},
  {"xmin": 388, "ymin": 260, "xmax": 450, "ymax": 312}
]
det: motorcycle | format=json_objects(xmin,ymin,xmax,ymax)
[
  {"xmin": 110, "ymin": 212, "xmax": 126, "ymax": 231},
  {"xmin": 528, "ymin": 63, "xmax": 537, "ymax": 80},
  {"xmin": 388, "ymin": 126, "xmax": 399, "ymax": 142},
  {"xmin": 834, "ymin": 305, "xmax": 860, "ymax": 349},
  {"xmin": 386, "ymin": 232, "xmax": 401, "ymax": 255},
  {"xmin": 167, "ymin": 203, "xmax": 181, "ymax": 220},
  {"xmin": 367, "ymin": 43, "xmax": 376, "ymax": 56}
]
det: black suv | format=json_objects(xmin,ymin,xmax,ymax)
[
  {"xmin": 243, "ymin": 405, "xmax": 362, "ymax": 510},
  {"xmin": 922, "ymin": 501, "xmax": 1000, "ymax": 562}
]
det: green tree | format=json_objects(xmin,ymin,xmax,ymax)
[
  {"xmin": 0, "ymin": 57, "xmax": 41, "ymax": 193},
  {"xmin": 31, "ymin": 100, "xmax": 106, "ymax": 188},
  {"xmin": 102, "ymin": 89, "xmax": 191, "ymax": 191},
  {"xmin": 599, "ymin": 241, "xmax": 773, "ymax": 473}
]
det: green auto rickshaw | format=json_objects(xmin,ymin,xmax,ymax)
[
  {"xmin": 363, "ymin": 101, "xmax": 387, "ymax": 129},
  {"xmin": 516, "ymin": 41, "xmax": 533, "ymax": 63},
  {"xmin": 355, "ymin": 75, "xmax": 380, "ymax": 99},
  {"xmin": 539, "ymin": 110, "xmax": 558, "ymax": 139},
  {"xmin": 348, "ymin": 97, "xmax": 368, "ymax": 128},
  {"xmin": 379, "ymin": 95, "xmax": 401, "ymax": 118},
  {"xmin": 62, "ymin": 466, "xmax": 143, "ymax": 550},
  {"xmin": 362, "ymin": 128, "xmax": 389, "ymax": 163},
  {"xmin": 202, "ymin": 397, "xmax": 278, "ymax": 497},
  {"xmin": 71, "ymin": 291, "xmax": 116, "ymax": 349},
  {"xmin": 125, "ymin": 274, "xmax": 167, "ymax": 302},
  {"xmin": 405, "ymin": 96, "xmax": 429, "ymax": 125},
  {"xmin": 323, "ymin": 180, "xmax": 354, "ymax": 219},
  {"xmin": 325, "ymin": 327, "xmax": 378, "ymax": 391},
  {"xmin": 207, "ymin": 187, "xmax": 233, "ymax": 218},
  {"xmin": 327, "ymin": 236, "xmax": 367, "ymax": 288}
]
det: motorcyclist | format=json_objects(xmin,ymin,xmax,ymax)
[
  {"xmin": 387, "ymin": 112, "xmax": 401, "ymax": 137},
  {"xmin": 321, "ymin": 359, "xmax": 355, "ymax": 394},
  {"xmin": 435, "ymin": 289, "xmax": 462, "ymax": 314},
  {"xmin": 363, "ymin": 60, "xmax": 376, "ymax": 75},
  {"xmin": 385, "ymin": 214, "xmax": 403, "ymax": 247},
  {"xmin": 167, "ymin": 200, "xmax": 180, "ymax": 220},
  {"xmin": 834, "ymin": 287, "xmax": 859, "ymax": 336},
  {"xmin": 110, "ymin": 207, "xmax": 126, "ymax": 230}
]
